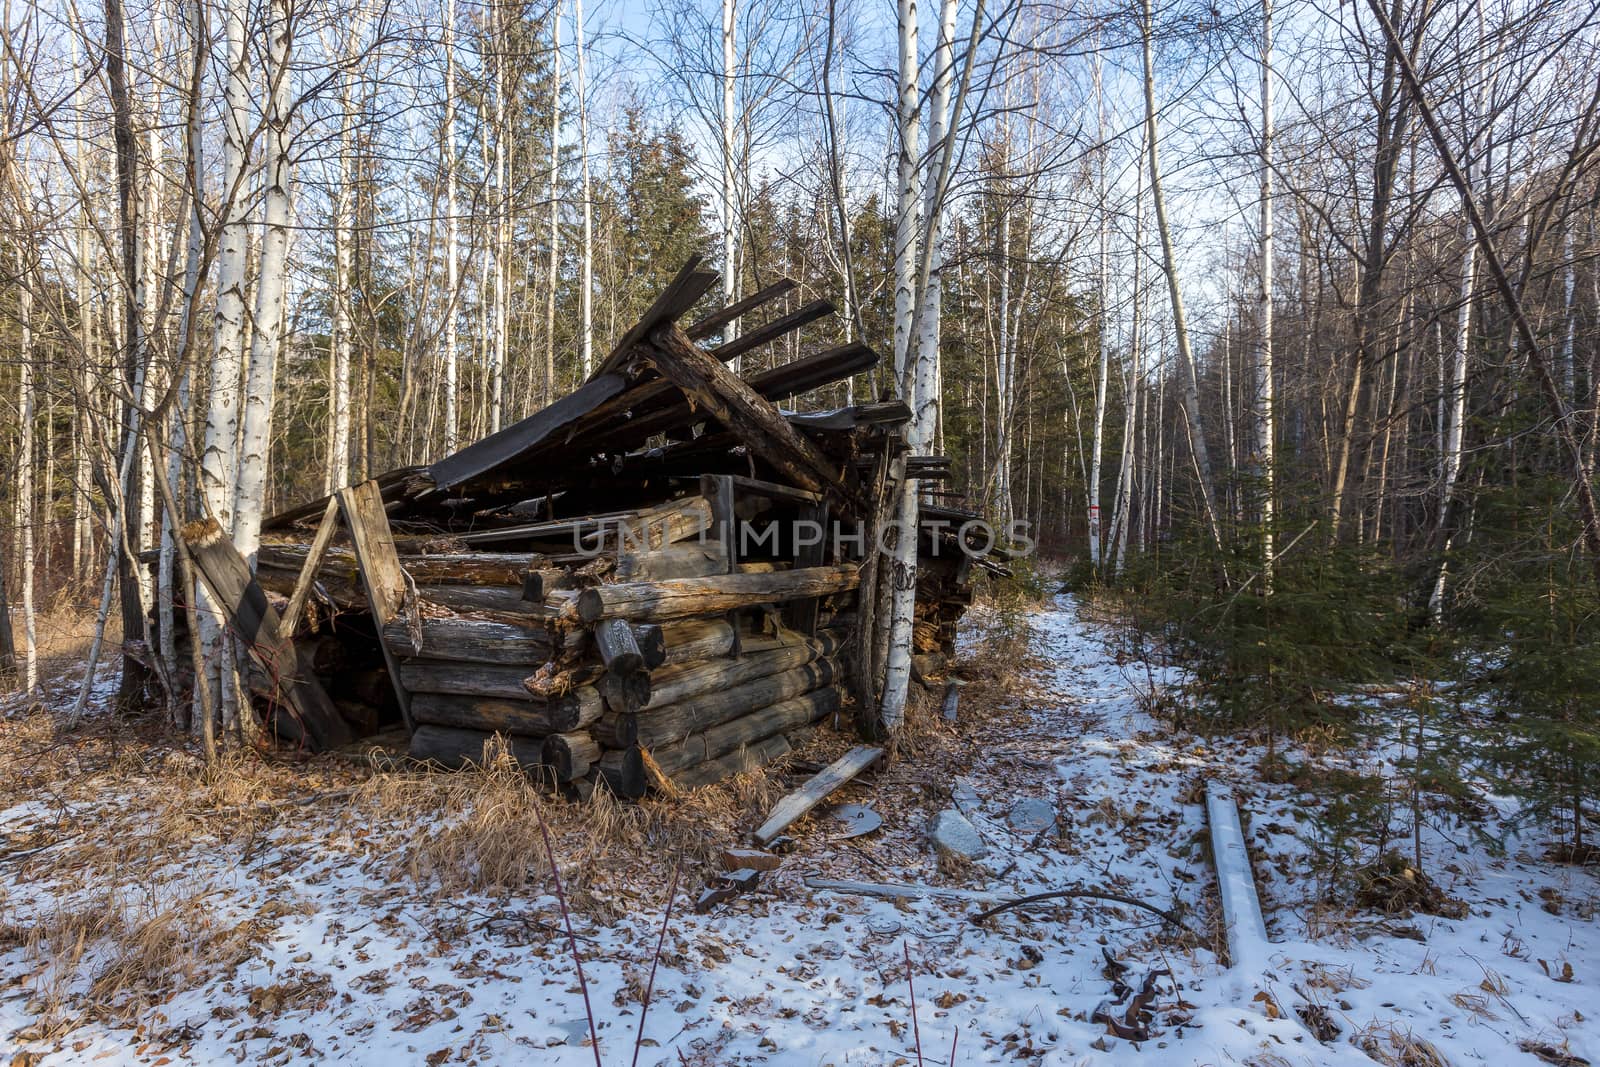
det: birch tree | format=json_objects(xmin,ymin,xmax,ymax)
[
  {"xmin": 1253, "ymin": 0, "xmax": 1275, "ymax": 588},
  {"xmin": 233, "ymin": 0, "xmax": 295, "ymax": 565}
]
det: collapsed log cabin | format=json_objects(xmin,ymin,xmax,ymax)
[{"xmin": 175, "ymin": 258, "xmax": 1004, "ymax": 797}]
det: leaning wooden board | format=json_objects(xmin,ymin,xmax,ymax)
[
  {"xmin": 181, "ymin": 518, "xmax": 352, "ymax": 751},
  {"xmin": 752, "ymin": 745, "xmax": 882, "ymax": 845},
  {"xmin": 338, "ymin": 480, "xmax": 414, "ymax": 731}
]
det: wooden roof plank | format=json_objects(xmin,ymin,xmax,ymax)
[{"xmin": 686, "ymin": 279, "xmax": 799, "ymax": 341}]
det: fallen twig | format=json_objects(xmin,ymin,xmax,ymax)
[{"xmin": 968, "ymin": 889, "xmax": 1189, "ymax": 931}]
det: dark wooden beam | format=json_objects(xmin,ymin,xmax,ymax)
[
  {"xmin": 181, "ymin": 518, "xmax": 353, "ymax": 751},
  {"xmin": 686, "ymin": 279, "xmax": 798, "ymax": 341},
  {"xmin": 646, "ymin": 323, "xmax": 853, "ymax": 504},
  {"xmin": 707, "ymin": 298, "xmax": 836, "ymax": 365}
]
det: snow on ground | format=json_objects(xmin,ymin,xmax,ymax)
[{"xmin": 3, "ymin": 594, "xmax": 1597, "ymax": 1066}]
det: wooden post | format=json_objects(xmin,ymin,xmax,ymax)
[
  {"xmin": 281, "ymin": 497, "xmax": 341, "ymax": 640},
  {"xmin": 338, "ymin": 479, "xmax": 414, "ymax": 731}
]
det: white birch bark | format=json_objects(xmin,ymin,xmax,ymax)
[
  {"xmin": 876, "ymin": 0, "xmax": 920, "ymax": 733},
  {"xmin": 16, "ymin": 245, "xmax": 38, "ymax": 693},
  {"xmin": 575, "ymin": 0, "xmax": 593, "ymax": 379},
  {"xmin": 543, "ymin": 0, "xmax": 563, "ymax": 403},
  {"xmin": 1114, "ymin": 132, "xmax": 1147, "ymax": 575},
  {"xmin": 1253, "ymin": 0, "xmax": 1276, "ymax": 589},
  {"xmin": 1088, "ymin": 48, "xmax": 1109, "ymax": 568},
  {"xmin": 206, "ymin": 0, "xmax": 249, "ymax": 527},
  {"xmin": 490, "ymin": 26, "xmax": 507, "ymax": 434},
  {"xmin": 720, "ymin": 0, "xmax": 739, "ymax": 348},
  {"xmin": 891, "ymin": 0, "xmax": 920, "ymax": 384},
  {"xmin": 443, "ymin": 0, "xmax": 460, "ymax": 449},
  {"xmin": 1429, "ymin": 0, "xmax": 1487, "ymax": 619},
  {"xmin": 916, "ymin": 0, "xmax": 958, "ymax": 438},
  {"xmin": 994, "ymin": 204, "xmax": 1014, "ymax": 527},
  {"xmin": 328, "ymin": 8, "xmax": 367, "ymax": 492},
  {"xmin": 232, "ymin": 0, "xmax": 294, "ymax": 565}
]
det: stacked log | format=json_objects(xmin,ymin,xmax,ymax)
[{"xmin": 400, "ymin": 552, "xmax": 857, "ymax": 797}]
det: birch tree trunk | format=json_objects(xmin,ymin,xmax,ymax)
[
  {"xmin": 328, "ymin": 10, "xmax": 366, "ymax": 492},
  {"xmin": 575, "ymin": 0, "xmax": 593, "ymax": 379},
  {"xmin": 206, "ymin": 0, "xmax": 249, "ymax": 526},
  {"xmin": 720, "ymin": 0, "xmax": 739, "ymax": 351},
  {"xmin": 916, "ymin": 0, "xmax": 958, "ymax": 461},
  {"xmin": 891, "ymin": 0, "xmax": 920, "ymax": 384},
  {"xmin": 543, "ymin": 0, "xmax": 563, "ymax": 403},
  {"xmin": 442, "ymin": 0, "xmax": 460, "ymax": 449},
  {"xmin": 1253, "ymin": 0, "xmax": 1276, "ymax": 589},
  {"xmin": 490, "ymin": 22, "xmax": 507, "ymax": 434},
  {"xmin": 14, "ymin": 245, "xmax": 38, "ymax": 693},
  {"xmin": 232, "ymin": 0, "xmax": 295, "ymax": 566},
  {"xmin": 1140, "ymin": 0, "xmax": 1224, "ymax": 553}
]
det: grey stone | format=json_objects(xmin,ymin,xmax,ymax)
[
  {"xmin": 930, "ymin": 808, "xmax": 988, "ymax": 861},
  {"xmin": 951, "ymin": 776, "xmax": 982, "ymax": 815},
  {"xmin": 1008, "ymin": 797, "xmax": 1057, "ymax": 835}
]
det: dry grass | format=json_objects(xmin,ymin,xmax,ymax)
[{"xmin": 1353, "ymin": 1021, "xmax": 1452, "ymax": 1067}]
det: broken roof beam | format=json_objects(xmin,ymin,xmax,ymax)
[
  {"xmin": 591, "ymin": 256, "xmax": 721, "ymax": 379},
  {"xmin": 645, "ymin": 322, "xmax": 855, "ymax": 505},
  {"xmin": 687, "ymin": 279, "xmax": 799, "ymax": 341},
  {"xmin": 785, "ymin": 400, "xmax": 912, "ymax": 432},
  {"xmin": 590, "ymin": 342, "xmax": 879, "ymax": 451},
  {"xmin": 707, "ymin": 298, "xmax": 836, "ymax": 365}
]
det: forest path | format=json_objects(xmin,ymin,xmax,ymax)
[{"xmin": 3, "ymin": 596, "xmax": 1597, "ymax": 1066}]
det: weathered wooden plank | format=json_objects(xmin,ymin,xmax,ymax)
[
  {"xmin": 419, "ymin": 585, "xmax": 569, "ymax": 615},
  {"xmin": 596, "ymin": 745, "xmax": 647, "ymax": 799},
  {"xmin": 594, "ymin": 497, "xmax": 716, "ymax": 553},
  {"xmin": 261, "ymin": 465, "xmax": 421, "ymax": 531},
  {"xmin": 574, "ymin": 564, "xmax": 859, "ymax": 623},
  {"xmin": 597, "ymin": 668, "xmax": 651, "ymax": 713},
  {"xmin": 643, "ymin": 632, "xmax": 839, "ymax": 711},
  {"xmin": 706, "ymin": 298, "xmax": 835, "ymax": 364},
  {"xmin": 633, "ymin": 623, "xmax": 667, "ymax": 669},
  {"xmin": 398, "ymin": 660, "xmax": 594, "ymax": 705},
  {"xmin": 570, "ymin": 343, "xmax": 879, "ymax": 454},
  {"xmin": 410, "ymin": 690, "xmax": 601, "ymax": 735},
  {"xmin": 280, "ymin": 498, "xmax": 341, "ymax": 639},
  {"xmin": 180, "ymin": 518, "xmax": 353, "ymax": 751},
  {"xmin": 645, "ymin": 323, "xmax": 851, "ymax": 502},
  {"xmin": 426, "ymin": 372, "xmax": 629, "ymax": 491},
  {"xmin": 686, "ymin": 279, "xmax": 798, "ymax": 341},
  {"xmin": 614, "ymin": 543, "xmax": 727, "ymax": 582},
  {"xmin": 657, "ymin": 618, "xmax": 736, "ymax": 665},
  {"xmin": 543, "ymin": 731, "xmax": 601, "ymax": 782},
  {"xmin": 787, "ymin": 400, "xmax": 913, "ymax": 431},
  {"xmin": 259, "ymin": 545, "xmax": 544, "ymax": 588},
  {"xmin": 752, "ymin": 745, "xmax": 882, "ymax": 845},
  {"xmin": 338, "ymin": 480, "xmax": 415, "ymax": 731},
  {"xmin": 592, "ymin": 257, "xmax": 719, "ymax": 379},
  {"xmin": 593, "ymin": 617, "xmax": 644, "ymax": 673}
]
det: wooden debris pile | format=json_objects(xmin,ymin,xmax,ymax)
[{"xmin": 184, "ymin": 258, "xmax": 1005, "ymax": 797}]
